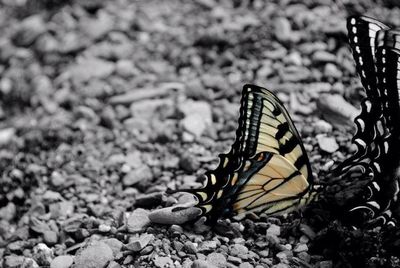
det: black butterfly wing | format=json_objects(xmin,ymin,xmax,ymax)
[
  {"xmin": 177, "ymin": 85, "xmax": 315, "ymax": 224},
  {"xmin": 349, "ymin": 46, "xmax": 400, "ymax": 226}
]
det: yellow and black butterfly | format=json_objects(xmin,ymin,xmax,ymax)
[
  {"xmin": 175, "ymin": 85, "xmax": 317, "ymax": 224},
  {"xmin": 326, "ymin": 15, "xmax": 400, "ymax": 227}
]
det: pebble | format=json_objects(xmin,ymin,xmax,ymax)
[
  {"xmin": 179, "ymin": 100, "xmax": 213, "ymax": 139},
  {"xmin": 274, "ymin": 17, "xmax": 292, "ymax": 42},
  {"xmin": 299, "ymin": 224, "xmax": 316, "ymax": 240},
  {"xmin": 0, "ymin": 128, "xmax": 15, "ymax": 146},
  {"xmin": 103, "ymin": 238, "xmax": 123, "ymax": 256},
  {"xmin": 319, "ymin": 260, "xmax": 333, "ymax": 268},
  {"xmin": 110, "ymin": 87, "xmax": 170, "ymax": 105},
  {"xmin": 314, "ymin": 120, "xmax": 333, "ymax": 133},
  {"xmin": 13, "ymin": 15, "xmax": 46, "ymax": 46},
  {"xmin": 229, "ymin": 244, "xmax": 249, "ymax": 256},
  {"xmin": 122, "ymin": 165, "xmax": 153, "ymax": 187},
  {"xmin": 0, "ymin": 202, "xmax": 16, "ymax": 221},
  {"xmin": 68, "ymin": 58, "xmax": 115, "ymax": 85},
  {"xmin": 153, "ymin": 256, "xmax": 174, "ymax": 268},
  {"xmin": 324, "ymin": 63, "xmax": 342, "ymax": 78},
  {"xmin": 239, "ymin": 262, "xmax": 254, "ymax": 268},
  {"xmin": 107, "ymin": 261, "xmax": 121, "ymax": 268},
  {"xmin": 50, "ymin": 255, "xmax": 74, "ymax": 268},
  {"xmin": 73, "ymin": 242, "xmax": 113, "ymax": 268},
  {"xmin": 312, "ymin": 51, "xmax": 336, "ymax": 63},
  {"xmin": 206, "ymin": 253, "xmax": 227, "ymax": 268},
  {"xmin": 148, "ymin": 204, "xmax": 201, "ymax": 225},
  {"xmin": 198, "ymin": 241, "xmax": 218, "ymax": 252},
  {"xmin": 317, "ymin": 135, "xmax": 339, "ymax": 153},
  {"xmin": 115, "ymin": 60, "xmax": 136, "ymax": 78},
  {"xmin": 43, "ymin": 230, "xmax": 58, "ymax": 246},
  {"xmin": 266, "ymin": 224, "xmax": 281, "ymax": 236},
  {"xmin": 191, "ymin": 260, "xmax": 217, "ymax": 268},
  {"xmin": 184, "ymin": 241, "xmax": 198, "ymax": 254},
  {"xmin": 293, "ymin": 243, "xmax": 308, "ymax": 253},
  {"xmin": 126, "ymin": 208, "xmax": 151, "ymax": 233},
  {"xmin": 98, "ymin": 224, "xmax": 111, "ymax": 233},
  {"xmin": 126, "ymin": 234, "xmax": 154, "ymax": 252},
  {"xmin": 317, "ymin": 94, "xmax": 358, "ymax": 128}
]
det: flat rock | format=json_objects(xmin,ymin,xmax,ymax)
[
  {"xmin": 149, "ymin": 204, "xmax": 201, "ymax": 225},
  {"xmin": 126, "ymin": 234, "xmax": 154, "ymax": 252},
  {"xmin": 73, "ymin": 242, "xmax": 113, "ymax": 268},
  {"xmin": 266, "ymin": 224, "xmax": 281, "ymax": 236},
  {"xmin": 153, "ymin": 256, "xmax": 174, "ymax": 268},
  {"xmin": 68, "ymin": 58, "xmax": 115, "ymax": 84},
  {"xmin": 317, "ymin": 94, "xmax": 358, "ymax": 129},
  {"xmin": 206, "ymin": 253, "xmax": 227, "ymax": 268},
  {"xmin": 126, "ymin": 208, "xmax": 151, "ymax": 233},
  {"xmin": 50, "ymin": 255, "xmax": 74, "ymax": 268},
  {"xmin": 317, "ymin": 135, "xmax": 339, "ymax": 153}
]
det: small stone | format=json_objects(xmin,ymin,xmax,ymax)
[
  {"xmin": 4, "ymin": 255, "xmax": 25, "ymax": 268},
  {"xmin": 73, "ymin": 242, "xmax": 113, "ymax": 268},
  {"xmin": 312, "ymin": 51, "xmax": 336, "ymax": 63},
  {"xmin": 107, "ymin": 261, "xmax": 121, "ymax": 268},
  {"xmin": 227, "ymin": 256, "xmax": 242, "ymax": 265},
  {"xmin": 126, "ymin": 208, "xmax": 150, "ymax": 233},
  {"xmin": 239, "ymin": 262, "xmax": 254, "ymax": 268},
  {"xmin": 272, "ymin": 263, "xmax": 290, "ymax": 268},
  {"xmin": 317, "ymin": 94, "xmax": 358, "ymax": 128},
  {"xmin": 293, "ymin": 243, "xmax": 308, "ymax": 253},
  {"xmin": 229, "ymin": 244, "xmax": 248, "ymax": 257},
  {"xmin": 317, "ymin": 135, "xmax": 339, "ymax": 153},
  {"xmin": 206, "ymin": 253, "xmax": 227, "ymax": 268},
  {"xmin": 80, "ymin": 11, "xmax": 113, "ymax": 40},
  {"xmin": 299, "ymin": 235, "xmax": 309, "ymax": 244},
  {"xmin": 191, "ymin": 260, "xmax": 217, "ymax": 268},
  {"xmin": 98, "ymin": 224, "xmax": 111, "ymax": 233},
  {"xmin": 69, "ymin": 58, "xmax": 115, "ymax": 85},
  {"xmin": 0, "ymin": 128, "xmax": 15, "ymax": 146},
  {"xmin": 122, "ymin": 165, "xmax": 153, "ymax": 187},
  {"xmin": 198, "ymin": 241, "xmax": 218, "ymax": 253},
  {"xmin": 103, "ymin": 238, "xmax": 123, "ymax": 256},
  {"xmin": 126, "ymin": 234, "xmax": 154, "ymax": 252},
  {"xmin": 115, "ymin": 60, "xmax": 136, "ymax": 78},
  {"xmin": 314, "ymin": 120, "xmax": 333, "ymax": 133},
  {"xmin": 266, "ymin": 224, "xmax": 281, "ymax": 236},
  {"xmin": 319, "ymin": 260, "xmax": 333, "ymax": 268},
  {"xmin": 297, "ymin": 252, "xmax": 310, "ymax": 262},
  {"xmin": 324, "ymin": 63, "xmax": 342, "ymax": 78},
  {"xmin": 0, "ymin": 202, "xmax": 16, "ymax": 221},
  {"xmin": 43, "ymin": 230, "xmax": 58, "ymax": 246},
  {"xmin": 184, "ymin": 241, "xmax": 198, "ymax": 254},
  {"xmin": 179, "ymin": 100, "xmax": 213, "ymax": 139},
  {"xmin": 153, "ymin": 256, "xmax": 174, "ymax": 268},
  {"xmin": 50, "ymin": 255, "xmax": 74, "ymax": 268},
  {"xmin": 149, "ymin": 204, "xmax": 201, "ymax": 225},
  {"xmin": 274, "ymin": 17, "xmax": 292, "ymax": 42},
  {"xmin": 13, "ymin": 15, "xmax": 46, "ymax": 46}
]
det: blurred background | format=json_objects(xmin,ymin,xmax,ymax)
[{"xmin": 0, "ymin": 0, "xmax": 400, "ymax": 267}]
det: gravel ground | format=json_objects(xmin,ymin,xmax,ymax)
[{"xmin": 1, "ymin": 0, "xmax": 400, "ymax": 267}]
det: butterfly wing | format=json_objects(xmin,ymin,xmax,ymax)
[{"xmin": 176, "ymin": 85, "xmax": 314, "ymax": 223}]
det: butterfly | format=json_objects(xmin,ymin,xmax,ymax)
[
  {"xmin": 174, "ymin": 84, "xmax": 318, "ymax": 224},
  {"xmin": 325, "ymin": 15, "xmax": 400, "ymax": 227}
]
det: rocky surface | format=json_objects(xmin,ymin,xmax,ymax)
[{"xmin": 0, "ymin": 0, "xmax": 399, "ymax": 268}]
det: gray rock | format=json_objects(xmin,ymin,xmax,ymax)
[
  {"xmin": 314, "ymin": 120, "xmax": 333, "ymax": 133},
  {"xmin": 198, "ymin": 241, "xmax": 218, "ymax": 253},
  {"xmin": 80, "ymin": 11, "xmax": 114, "ymax": 40},
  {"xmin": 184, "ymin": 241, "xmax": 198, "ymax": 254},
  {"xmin": 324, "ymin": 63, "xmax": 342, "ymax": 78},
  {"xmin": 293, "ymin": 243, "xmax": 308, "ymax": 253},
  {"xmin": 73, "ymin": 242, "xmax": 113, "ymax": 268},
  {"xmin": 153, "ymin": 256, "xmax": 174, "ymax": 268},
  {"xmin": 0, "ymin": 128, "xmax": 15, "ymax": 146},
  {"xmin": 266, "ymin": 224, "xmax": 281, "ymax": 236},
  {"xmin": 206, "ymin": 253, "xmax": 227, "ymax": 268},
  {"xmin": 148, "ymin": 204, "xmax": 201, "ymax": 225},
  {"xmin": 102, "ymin": 238, "xmax": 123, "ymax": 256},
  {"xmin": 192, "ymin": 260, "xmax": 217, "ymax": 268},
  {"xmin": 0, "ymin": 202, "xmax": 16, "ymax": 221},
  {"xmin": 317, "ymin": 135, "xmax": 339, "ymax": 153},
  {"xmin": 126, "ymin": 208, "xmax": 151, "ymax": 233},
  {"xmin": 13, "ymin": 15, "xmax": 46, "ymax": 46},
  {"xmin": 69, "ymin": 58, "xmax": 115, "ymax": 85},
  {"xmin": 50, "ymin": 255, "xmax": 74, "ymax": 268},
  {"xmin": 239, "ymin": 262, "xmax": 254, "ymax": 268},
  {"xmin": 122, "ymin": 165, "xmax": 152, "ymax": 187},
  {"xmin": 274, "ymin": 17, "xmax": 292, "ymax": 42},
  {"xmin": 317, "ymin": 94, "xmax": 358, "ymax": 129},
  {"xmin": 179, "ymin": 100, "xmax": 213, "ymax": 139},
  {"xmin": 43, "ymin": 230, "xmax": 58, "ymax": 246},
  {"xmin": 319, "ymin": 260, "xmax": 333, "ymax": 268},
  {"xmin": 229, "ymin": 244, "xmax": 248, "ymax": 257},
  {"xmin": 126, "ymin": 234, "xmax": 154, "ymax": 252},
  {"xmin": 115, "ymin": 60, "xmax": 136, "ymax": 78},
  {"xmin": 312, "ymin": 51, "xmax": 336, "ymax": 63},
  {"xmin": 4, "ymin": 255, "xmax": 25, "ymax": 268}
]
